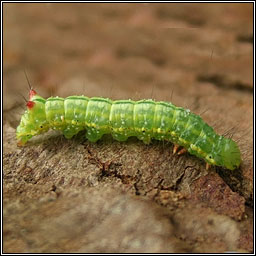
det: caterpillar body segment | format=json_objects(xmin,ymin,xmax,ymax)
[{"xmin": 16, "ymin": 89, "xmax": 241, "ymax": 170}]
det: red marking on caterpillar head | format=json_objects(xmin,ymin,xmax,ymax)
[
  {"xmin": 29, "ymin": 89, "xmax": 37, "ymax": 100},
  {"xmin": 26, "ymin": 101, "xmax": 35, "ymax": 109}
]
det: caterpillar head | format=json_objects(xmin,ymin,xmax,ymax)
[
  {"xmin": 220, "ymin": 138, "xmax": 241, "ymax": 170},
  {"xmin": 204, "ymin": 137, "xmax": 241, "ymax": 170},
  {"xmin": 16, "ymin": 90, "xmax": 48, "ymax": 146}
]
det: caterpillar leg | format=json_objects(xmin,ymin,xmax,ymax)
[
  {"xmin": 142, "ymin": 137, "xmax": 151, "ymax": 144},
  {"xmin": 173, "ymin": 144, "xmax": 180, "ymax": 155},
  {"xmin": 63, "ymin": 132, "xmax": 74, "ymax": 139},
  {"xmin": 137, "ymin": 134, "xmax": 151, "ymax": 144},
  {"xmin": 206, "ymin": 163, "xmax": 211, "ymax": 170},
  {"xmin": 112, "ymin": 133, "xmax": 128, "ymax": 142},
  {"xmin": 86, "ymin": 128, "xmax": 103, "ymax": 142},
  {"xmin": 63, "ymin": 127, "xmax": 82, "ymax": 139},
  {"xmin": 177, "ymin": 148, "xmax": 187, "ymax": 155}
]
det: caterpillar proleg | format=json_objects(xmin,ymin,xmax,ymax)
[{"xmin": 16, "ymin": 89, "xmax": 241, "ymax": 170}]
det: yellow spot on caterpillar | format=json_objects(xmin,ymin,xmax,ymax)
[
  {"xmin": 190, "ymin": 144, "xmax": 208, "ymax": 160},
  {"xmin": 31, "ymin": 130, "xmax": 37, "ymax": 135},
  {"xmin": 191, "ymin": 144, "xmax": 196, "ymax": 150},
  {"xmin": 209, "ymin": 159, "xmax": 216, "ymax": 165},
  {"xmin": 179, "ymin": 138, "xmax": 187, "ymax": 145}
]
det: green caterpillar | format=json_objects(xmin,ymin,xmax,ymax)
[{"xmin": 16, "ymin": 89, "xmax": 241, "ymax": 170}]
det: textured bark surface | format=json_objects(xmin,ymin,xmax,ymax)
[{"xmin": 3, "ymin": 3, "xmax": 253, "ymax": 253}]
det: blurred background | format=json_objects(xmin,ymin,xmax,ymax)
[{"xmin": 3, "ymin": 4, "xmax": 252, "ymax": 121}]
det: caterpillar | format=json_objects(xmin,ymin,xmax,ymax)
[{"xmin": 16, "ymin": 89, "xmax": 241, "ymax": 170}]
